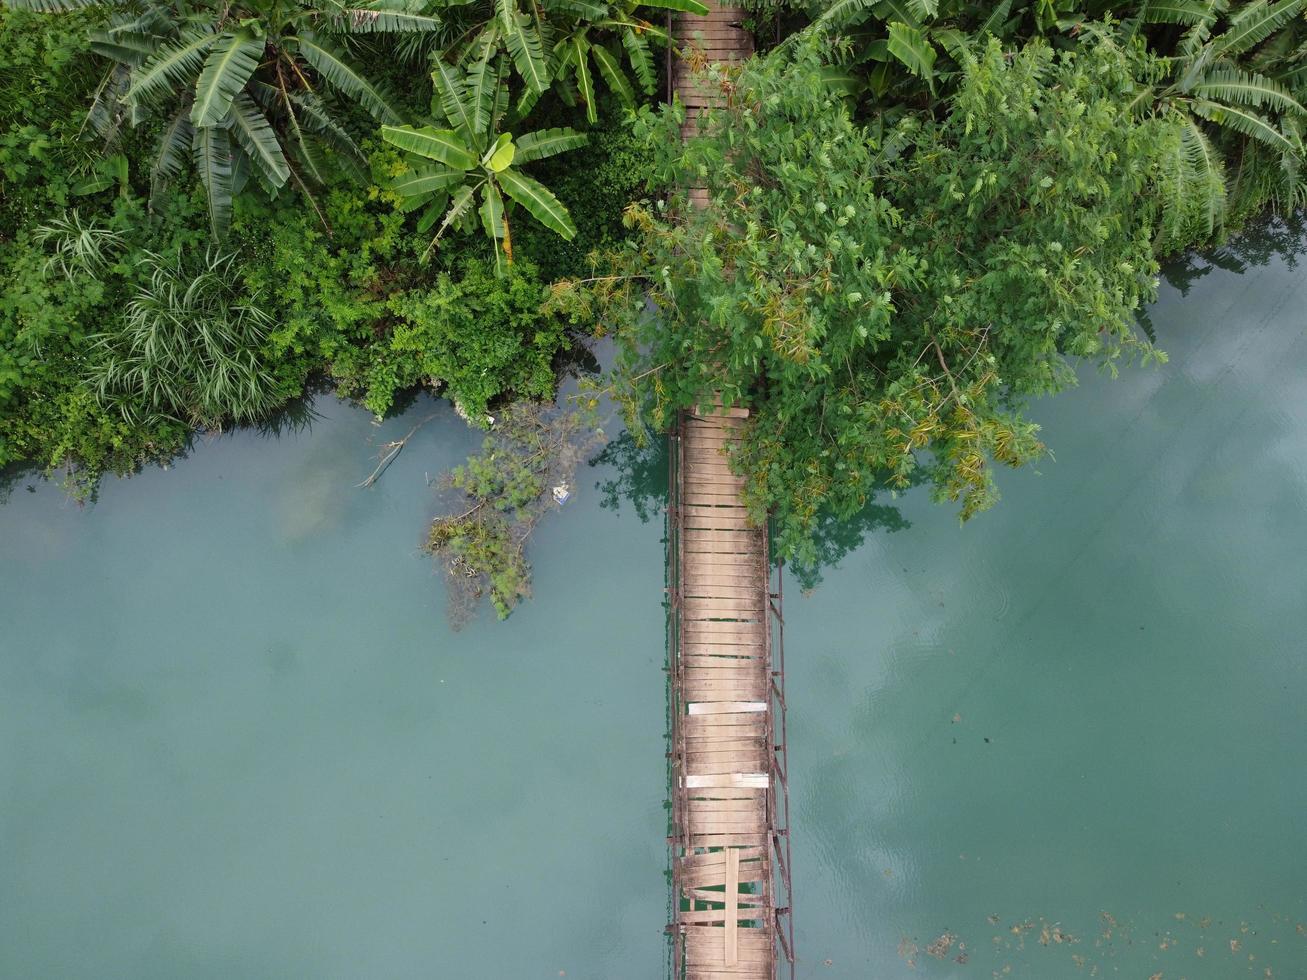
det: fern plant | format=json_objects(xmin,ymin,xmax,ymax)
[
  {"xmin": 382, "ymin": 56, "xmax": 587, "ymax": 271},
  {"xmin": 5, "ymin": 0, "xmax": 447, "ymax": 239}
]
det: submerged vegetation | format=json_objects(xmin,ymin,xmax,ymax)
[
  {"xmin": 427, "ymin": 401, "xmax": 603, "ymax": 623},
  {"xmin": 2, "ymin": 0, "xmax": 1306, "ymax": 609}
]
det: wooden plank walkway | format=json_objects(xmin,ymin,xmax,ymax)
[
  {"xmin": 668, "ymin": 409, "xmax": 793, "ymax": 979},
  {"xmin": 666, "ymin": 9, "xmax": 791, "ymax": 978}
]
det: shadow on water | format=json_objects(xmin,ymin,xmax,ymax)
[
  {"xmin": 1, "ymin": 383, "xmax": 328, "ymax": 506},
  {"xmin": 589, "ymin": 429, "xmax": 916, "ymax": 591},
  {"xmin": 786, "ymin": 490, "xmax": 915, "ymax": 591},
  {"xmin": 250, "ymin": 382, "xmax": 326, "ymax": 437},
  {"xmin": 1158, "ymin": 210, "xmax": 1307, "ymax": 296}
]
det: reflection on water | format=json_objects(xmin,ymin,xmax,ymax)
[{"xmin": 788, "ymin": 216, "xmax": 1307, "ymax": 977}]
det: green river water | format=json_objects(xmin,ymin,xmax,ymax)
[{"xmin": 2, "ymin": 224, "xmax": 1305, "ymax": 979}]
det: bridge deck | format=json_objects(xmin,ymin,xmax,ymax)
[{"xmin": 668, "ymin": 409, "xmax": 793, "ymax": 979}]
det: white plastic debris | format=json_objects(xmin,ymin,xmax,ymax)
[{"xmin": 552, "ymin": 483, "xmax": 571, "ymax": 506}]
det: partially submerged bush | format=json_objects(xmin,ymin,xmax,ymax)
[{"xmin": 427, "ymin": 401, "xmax": 604, "ymax": 625}]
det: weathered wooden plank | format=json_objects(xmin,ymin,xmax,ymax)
[
  {"xmin": 685, "ymin": 834, "xmax": 770, "ymax": 850},
  {"xmin": 684, "ymin": 588, "xmax": 763, "ymax": 603},
  {"xmin": 682, "ymin": 761, "xmax": 768, "ymax": 777},
  {"xmin": 684, "ymin": 925, "xmax": 774, "ymax": 946},
  {"xmin": 683, "ymin": 875, "xmax": 767, "ymax": 894},
  {"xmin": 687, "ymin": 701, "xmax": 767, "ymax": 715},
  {"xmin": 689, "ymin": 798, "xmax": 764, "ymax": 814},
  {"xmin": 681, "ymin": 536, "xmax": 761, "ymax": 551},
  {"xmin": 678, "ymin": 908, "xmax": 761, "ymax": 925},
  {"xmin": 681, "ymin": 633, "xmax": 766, "ymax": 648},
  {"xmin": 680, "ymin": 655, "xmax": 765, "ymax": 669},
  {"xmin": 682, "ymin": 518, "xmax": 756, "ymax": 533},
  {"xmin": 686, "ymin": 773, "xmax": 770, "ymax": 790},
  {"xmin": 684, "ymin": 671, "xmax": 767, "ymax": 685},
  {"xmin": 684, "ymin": 710, "xmax": 763, "ymax": 726},
  {"xmin": 682, "ymin": 508, "xmax": 754, "ymax": 524},
  {"xmin": 683, "ymin": 727, "xmax": 767, "ymax": 743},
  {"xmin": 683, "ymin": 429, "xmax": 736, "ymax": 444},
  {"xmin": 681, "ymin": 638, "xmax": 765, "ymax": 653},
  {"xmin": 684, "ymin": 678, "xmax": 768, "ymax": 694}
]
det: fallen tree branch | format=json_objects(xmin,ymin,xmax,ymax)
[{"xmin": 356, "ymin": 412, "xmax": 438, "ymax": 488}]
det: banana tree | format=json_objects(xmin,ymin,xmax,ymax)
[
  {"xmin": 7, "ymin": 0, "xmax": 447, "ymax": 239},
  {"xmin": 382, "ymin": 58, "xmax": 587, "ymax": 272},
  {"xmin": 1113, "ymin": 0, "xmax": 1307, "ymax": 245},
  {"xmin": 437, "ymin": 0, "xmax": 707, "ymax": 122},
  {"xmin": 550, "ymin": 0, "xmax": 706, "ymax": 123}
]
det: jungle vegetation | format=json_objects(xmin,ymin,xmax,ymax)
[{"xmin": 2, "ymin": 0, "xmax": 1306, "ymax": 606}]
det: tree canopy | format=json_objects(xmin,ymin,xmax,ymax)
[{"xmin": 583, "ymin": 33, "xmax": 1175, "ymax": 567}]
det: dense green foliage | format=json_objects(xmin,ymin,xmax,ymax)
[
  {"xmin": 60, "ymin": 0, "xmax": 444, "ymax": 239},
  {"xmin": 383, "ymin": 56, "xmax": 588, "ymax": 272},
  {"xmin": 553, "ymin": 1, "xmax": 1307, "ymax": 573},
  {"xmin": 578, "ymin": 29, "xmax": 1221, "ymax": 567},
  {"xmin": 0, "ymin": 0, "xmax": 655, "ymax": 487}
]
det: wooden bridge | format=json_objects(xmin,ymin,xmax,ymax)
[
  {"xmin": 663, "ymin": 7, "xmax": 794, "ymax": 979},
  {"xmin": 666, "ymin": 406, "xmax": 795, "ymax": 979}
]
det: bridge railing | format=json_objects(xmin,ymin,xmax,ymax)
[
  {"xmin": 666, "ymin": 413, "xmax": 690, "ymax": 978},
  {"xmin": 767, "ymin": 551, "xmax": 796, "ymax": 978}
]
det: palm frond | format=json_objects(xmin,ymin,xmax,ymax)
[
  {"xmin": 338, "ymin": 0, "xmax": 446, "ymax": 32},
  {"xmin": 391, "ymin": 165, "xmax": 467, "ymax": 197},
  {"xmin": 192, "ymin": 124, "xmax": 233, "ymax": 240},
  {"xmin": 498, "ymin": 0, "xmax": 551, "ymax": 94},
  {"xmin": 513, "ymin": 126, "xmax": 587, "ymax": 163},
  {"xmin": 498, "ymin": 168, "xmax": 576, "ymax": 239},
  {"xmin": 191, "ymin": 29, "xmax": 265, "ymax": 127},
  {"xmin": 150, "ymin": 101, "xmax": 194, "ymax": 205},
  {"xmin": 1191, "ymin": 97, "xmax": 1299, "ymax": 151},
  {"xmin": 297, "ymin": 31, "xmax": 405, "ymax": 123},
  {"xmin": 3, "ymin": 0, "xmax": 99, "ymax": 11},
  {"xmin": 1209, "ymin": 0, "xmax": 1306, "ymax": 60},
  {"xmin": 228, "ymin": 92, "xmax": 291, "ymax": 190},
  {"xmin": 1158, "ymin": 115, "xmax": 1226, "ymax": 248},
  {"xmin": 89, "ymin": 29, "xmax": 156, "ymax": 67},
  {"xmin": 126, "ymin": 29, "xmax": 216, "ymax": 107},
  {"xmin": 432, "ymin": 57, "xmax": 477, "ymax": 135},
  {"xmin": 1138, "ymin": 0, "xmax": 1217, "ymax": 26},
  {"xmin": 571, "ymin": 34, "xmax": 597, "ymax": 123},
  {"xmin": 468, "ymin": 41, "xmax": 498, "ymax": 133},
  {"xmin": 622, "ymin": 26, "xmax": 655, "ymax": 95},
  {"xmin": 381, "ymin": 125, "xmax": 478, "ymax": 168},
  {"xmin": 816, "ymin": 0, "xmax": 877, "ymax": 27},
  {"xmin": 1188, "ymin": 65, "xmax": 1306, "ymax": 113},
  {"xmin": 591, "ymin": 40, "xmax": 635, "ymax": 108},
  {"xmin": 85, "ymin": 64, "xmax": 131, "ymax": 141}
]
